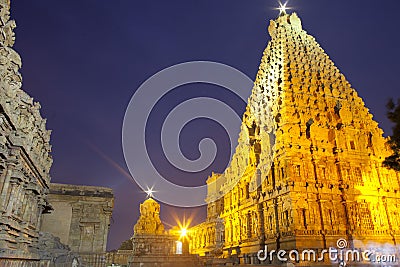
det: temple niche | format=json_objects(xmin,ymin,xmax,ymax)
[{"xmin": 188, "ymin": 11, "xmax": 400, "ymax": 266}]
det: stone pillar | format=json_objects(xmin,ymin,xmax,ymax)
[
  {"xmin": 5, "ymin": 179, "xmax": 17, "ymax": 216},
  {"xmin": 0, "ymin": 160, "xmax": 15, "ymax": 211},
  {"xmin": 102, "ymin": 207, "xmax": 113, "ymax": 252},
  {"xmin": 20, "ymin": 187, "xmax": 29, "ymax": 218},
  {"xmin": 12, "ymin": 180, "xmax": 23, "ymax": 216},
  {"xmin": 0, "ymin": 160, "xmax": 6, "ymax": 202},
  {"xmin": 22, "ymin": 192, "xmax": 32, "ymax": 221},
  {"xmin": 30, "ymin": 198, "xmax": 38, "ymax": 226},
  {"xmin": 36, "ymin": 198, "xmax": 46, "ymax": 230}
]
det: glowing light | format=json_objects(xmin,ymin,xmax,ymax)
[
  {"xmin": 277, "ymin": 1, "xmax": 291, "ymax": 14},
  {"xmin": 180, "ymin": 228, "xmax": 187, "ymax": 238},
  {"xmin": 145, "ymin": 187, "xmax": 155, "ymax": 198},
  {"xmin": 172, "ymin": 213, "xmax": 194, "ymax": 240}
]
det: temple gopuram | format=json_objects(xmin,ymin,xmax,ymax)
[{"xmin": 189, "ymin": 11, "xmax": 400, "ymax": 265}]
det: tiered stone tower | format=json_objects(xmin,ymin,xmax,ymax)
[
  {"xmin": 0, "ymin": 0, "xmax": 54, "ymax": 264},
  {"xmin": 189, "ymin": 11, "xmax": 400, "ymax": 264},
  {"xmin": 133, "ymin": 197, "xmax": 165, "ymax": 236},
  {"xmin": 131, "ymin": 197, "xmax": 171, "ymax": 256},
  {"xmin": 129, "ymin": 197, "xmax": 203, "ymax": 267}
]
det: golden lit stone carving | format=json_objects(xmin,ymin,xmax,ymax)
[
  {"xmin": 133, "ymin": 197, "xmax": 165, "ymax": 235},
  {"xmin": 189, "ymin": 12, "xmax": 400, "ymax": 263}
]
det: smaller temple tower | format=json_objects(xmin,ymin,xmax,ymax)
[
  {"xmin": 133, "ymin": 198, "xmax": 165, "ymax": 236},
  {"xmin": 127, "ymin": 197, "xmax": 202, "ymax": 267},
  {"xmin": 131, "ymin": 197, "xmax": 174, "ymax": 257}
]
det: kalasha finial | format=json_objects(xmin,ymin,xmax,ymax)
[{"xmin": 277, "ymin": 1, "xmax": 291, "ymax": 15}]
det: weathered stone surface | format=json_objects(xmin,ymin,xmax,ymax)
[
  {"xmin": 41, "ymin": 183, "xmax": 114, "ymax": 255},
  {"xmin": 0, "ymin": 1, "xmax": 114, "ymax": 266},
  {"xmin": 0, "ymin": 0, "xmax": 53, "ymax": 264},
  {"xmin": 189, "ymin": 12, "xmax": 400, "ymax": 265},
  {"xmin": 37, "ymin": 231, "xmax": 79, "ymax": 266}
]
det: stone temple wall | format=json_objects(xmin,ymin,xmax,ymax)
[
  {"xmin": 0, "ymin": 2, "xmax": 114, "ymax": 266},
  {"xmin": 0, "ymin": 0, "xmax": 53, "ymax": 264},
  {"xmin": 41, "ymin": 183, "xmax": 114, "ymax": 256}
]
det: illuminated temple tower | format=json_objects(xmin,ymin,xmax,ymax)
[
  {"xmin": 189, "ymin": 11, "xmax": 400, "ymax": 263},
  {"xmin": 128, "ymin": 197, "xmax": 202, "ymax": 267},
  {"xmin": 131, "ymin": 197, "xmax": 169, "ymax": 255}
]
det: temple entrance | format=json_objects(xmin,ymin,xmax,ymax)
[{"xmin": 175, "ymin": 241, "xmax": 183, "ymax": 255}]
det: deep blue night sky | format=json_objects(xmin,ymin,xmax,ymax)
[{"xmin": 10, "ymin": 1, "xmax": 400, "ymax": 250}]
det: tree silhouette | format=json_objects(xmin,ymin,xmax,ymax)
[
  {"xmin": 118, "ymin": 239, "xmax": 133, "ymax": 250},
  {"xmin": 383, "ymin": 98, "xmax": 400, "ymax": 171}
]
